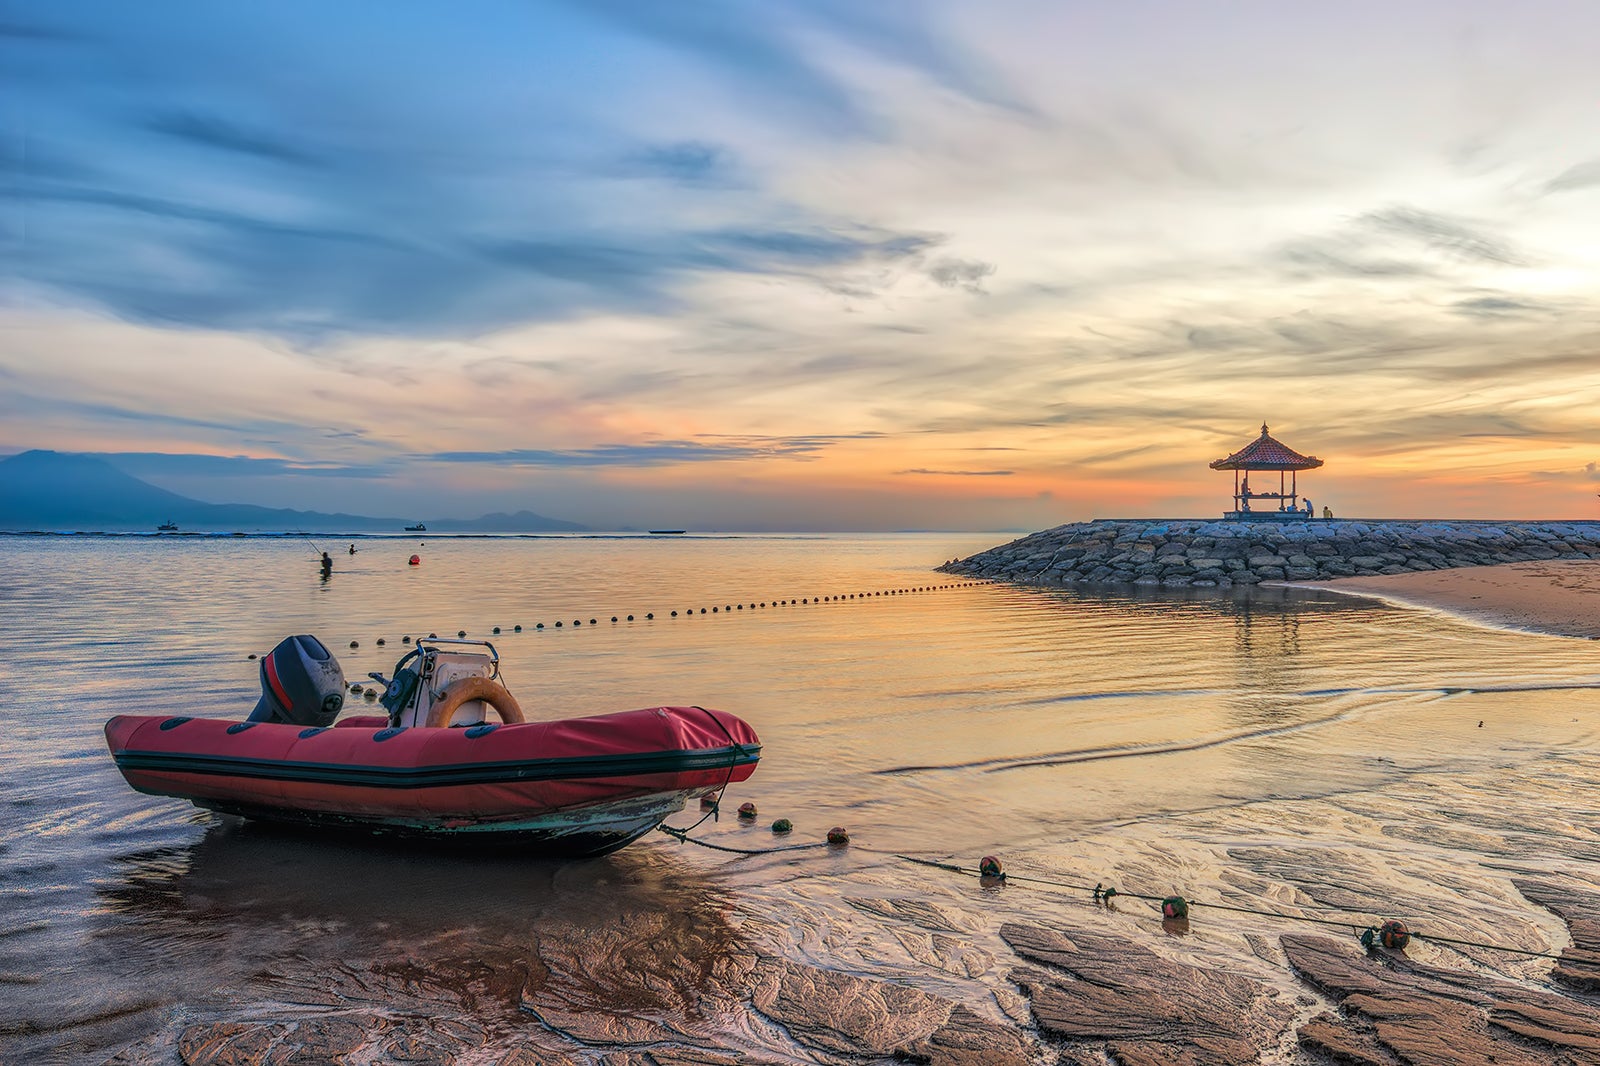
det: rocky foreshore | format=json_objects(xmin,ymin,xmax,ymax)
[{"xmin": 939, "ymin": 518, "xmax": 1600, "ymax": 588}]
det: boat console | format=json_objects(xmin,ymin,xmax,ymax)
[{"xmin": 373, "ymin": 638, "xmax": 524, "ymax": 728}]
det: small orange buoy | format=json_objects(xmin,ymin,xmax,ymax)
[
  {"xmin": 827, "ymin": 826, "xmax": 850, "ymax": 845},
  {"xmin": 979, "ymin": 855, "xmax": 1004, "ymax": 879},
  {"xmin": 409, "ymin": 555, "xmax": 420, "ymax": 565},
  {"xmin": 1379, "ymin": 920, "xmax": 1411, "ymax": 950},
  {"xmin": 700, "ymin": 795, "xmax": 719, "ymax": 810},
  {"xmin": 737, "ymin": 802, "xmax": 758, "ymax": 819}
]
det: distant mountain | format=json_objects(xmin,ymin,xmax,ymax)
[{"xmin": 0, "ymin": 450, "xmax": 588, "ymax": 532}]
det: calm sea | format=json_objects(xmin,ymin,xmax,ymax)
[{"xmin": 3, "ymin": 532, "xmax": 1598, "ymax": 1063}]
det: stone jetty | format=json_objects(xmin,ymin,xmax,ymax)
[{"xmin": 939, "ymin": 518, "xmax": 1600, "ymax": 588}]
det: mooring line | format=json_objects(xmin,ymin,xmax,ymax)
[
  {"xmin": 657, "ymin": 824, "xmax": 831, "ymax": 855},
  {"xmin": 890, "ymin": 850, "xmax": 1574, "ymax": 961},
  {"xmin": 657, "ymin": 829, "xmax": 1575, "ymax": 962}
]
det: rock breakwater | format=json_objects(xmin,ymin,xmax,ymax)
[{"xmin": 939, "ymin": 519, "xmax": 1600, "ymax": 588}]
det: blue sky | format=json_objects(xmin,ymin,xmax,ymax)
[{"xmin": 5, "ymin": 1, "xmax": 1600, "ymax": 529}]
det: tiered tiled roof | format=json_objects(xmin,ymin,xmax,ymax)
[{"xmin": 1209, "ymin": 423, "xmax": 1323, "ymax": 471}]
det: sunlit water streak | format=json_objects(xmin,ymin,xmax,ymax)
[{"xmin": 2, "ymin": 533, "xmax": 1598, "ymax": 1062}]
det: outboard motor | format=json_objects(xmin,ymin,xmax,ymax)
[{"xmin": 247, "ymin": 634, "xmax": 346, "ymax": 726}]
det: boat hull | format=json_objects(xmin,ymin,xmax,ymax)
[{"xmin": 105, "ymin": 706, "xmax": 760, "ymax": 856}]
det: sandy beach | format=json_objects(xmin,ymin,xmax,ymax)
[{"xmin": 1286, "ymin": 559, "xmax": 1600, "ymax": 640}]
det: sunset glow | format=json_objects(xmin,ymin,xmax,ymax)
[{"xmin": 4, "ymin": 2, "xmax": 1600, "ymax": 529}]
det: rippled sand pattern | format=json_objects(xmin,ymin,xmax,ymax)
[{"xmin": 2, "ymin": 535, "xmax": 1598, "ymax": 1063}]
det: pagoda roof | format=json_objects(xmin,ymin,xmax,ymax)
[{"xmin": 1209, "ymin": 423, "xmax": 1324, "ymax": 471}]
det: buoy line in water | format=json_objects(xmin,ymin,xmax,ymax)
[
  {"xmin": 657, "ymin": 824, "xmax": 1574, "ymax": 963},
  {"xmin": 255, "ymin": 581, "xmax": 990, "ymax": 667}
]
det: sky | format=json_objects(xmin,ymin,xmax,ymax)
[{"xmin": 3, "ymin": 1, "xmax": 1600, "ymax": 531}]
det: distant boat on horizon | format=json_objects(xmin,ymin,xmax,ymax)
[
  {"xmin": 648, "ymin": 529, "xmax": 687, "ymax": 535},
  {"xmin": 405, "ymin": 523, "xmax": 426, "ymax": 532},
  {"xmin": 156, "ymin": 520, "xmax": 178, "ymax": 532}
]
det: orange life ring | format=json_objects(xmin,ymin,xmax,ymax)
[{"xmin": 425, "ymin": 676, "xmax": 526, "ymax": 727}]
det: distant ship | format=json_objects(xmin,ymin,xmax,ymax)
[
  {"xmin": 156, "ymin": 520, "xmax": 178, "ymax": 532},
  {"xmin": 648, "ymin": 530, "xmax": 686, "ymax": 535},
  {"xmin": 405, "ymin": 523, "xmax": 426, "ymax": 532}
]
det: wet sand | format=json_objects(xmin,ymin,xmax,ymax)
[{"xmin": 1286, "ymin": 559, "xmax": 1600, "ymax": 640}]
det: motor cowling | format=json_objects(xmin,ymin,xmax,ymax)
[{"xmin": 248, "ymin": 634, "xmax": 346, "ymax": 726}]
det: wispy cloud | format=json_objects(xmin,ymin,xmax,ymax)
[
  {"xmin": 926, "ymin": 257, "xmax": 996, "ymax": 293},
  {"xmin": 1450, "ymin": 294, "xmax": 1552, "ymax": 318},
  {"xmin": 624, "ymin": 141, "xmax": 737, "ymax": 185},
  {"xmin": 143, "ymin": 110, "xmax": 325, "ymax": 167},
  {"xmin": 1544, "ymin": 160, "xmax": 1600, "ymax": 194},
  {"xmin": 423, "ymin": 434, "xmax": 881, "ymax": 468},
  {"xmin": 94, "ymin": 452, "xmax": 393, "ymax": 479},
  {"xmin": 1357, "ymin": 206, "xmax": 1529, "ymax": 267}
]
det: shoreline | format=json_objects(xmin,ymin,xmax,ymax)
[{"xmin": 1281, "ymin": 559, "xmax": 1600, "ymax": 640}]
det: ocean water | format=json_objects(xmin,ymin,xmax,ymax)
[{"xmin": 3, "ymin": 532, "xmax": 1598, "ymax": 1063}]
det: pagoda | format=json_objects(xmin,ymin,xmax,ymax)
[{"xmin": 1209, "ymin": 423, "xmax": 1323, "ymax": 519}]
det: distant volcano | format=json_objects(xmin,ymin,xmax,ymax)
[{"xmin": 0, "ymin": 450, "xmax": 587, "ymax": 532}]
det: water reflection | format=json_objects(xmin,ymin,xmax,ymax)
[
  {"xmin": 1025, "ymin": 584, "xmax": 1402, "ymax": 729},
  {"xmin": 1030, "ymin": 580, "xmax": 1392, "ymax": 623},
  {"xmin": 98, "ymin": 817, "xmax": 740, "ymax": 943},
  {"xmin": 89, "ymin": 818, "xmax": 758, "ymax": 1053}
]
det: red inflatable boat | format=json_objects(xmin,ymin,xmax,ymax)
[{"xmin": 105, "ymin": 636, "xmax": 760, "ymax": 856}]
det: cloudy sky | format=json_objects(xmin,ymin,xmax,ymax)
[{"xmin": 4, "ymin": 1, "xmax": 1599, "ymax": 530}]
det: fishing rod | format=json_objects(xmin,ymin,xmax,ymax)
[{"xmin": 296, "ymin": 529, "xmax": 326, "ymax": 557}]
